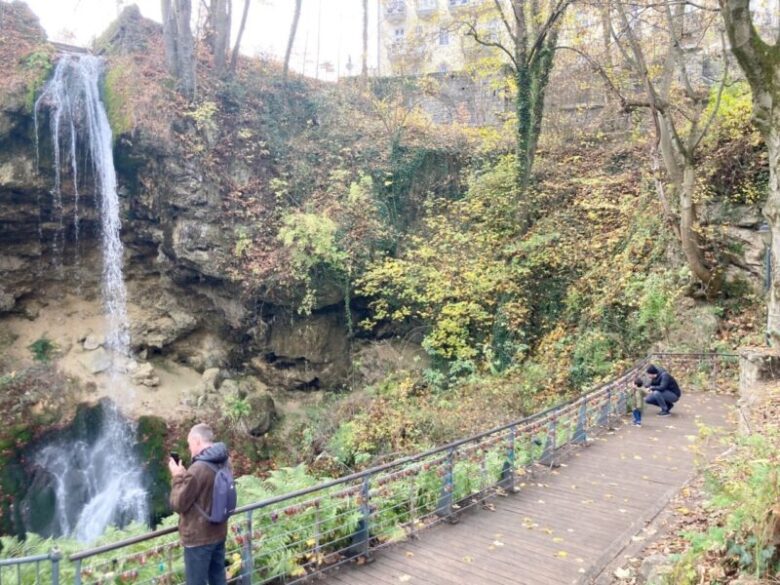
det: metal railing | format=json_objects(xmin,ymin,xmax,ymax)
[
  {"xmin": 0, "ymin": 551, "xmax": 61, "ymax": 585},
  {"xmin": 0, "ymin": 352, "xmax": 739, "ymax": 584}
]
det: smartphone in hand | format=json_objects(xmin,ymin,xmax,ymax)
[{"xmin": 170, "ymin": 452, "xmax": 181, "ymax": 464}]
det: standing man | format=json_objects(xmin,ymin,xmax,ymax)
[
  {"xmin": 644, "ymin": 364, "xmax": 682, "ymax": 416},
  {"xmin": 169, "ymin": 423, "xmax": 231, "ymax": 585}
]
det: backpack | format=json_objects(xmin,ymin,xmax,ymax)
[{"xmin": 195, "ymin": 461, "xmax": 237, "ymax": 524}]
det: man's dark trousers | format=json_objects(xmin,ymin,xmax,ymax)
[
  {"xmin": 645, "ymin": 390, "xmax": 679, "ymax": 413},
  {"xmin": 184, "ymin": 540, "xmax": 226, "ymax": 585}
]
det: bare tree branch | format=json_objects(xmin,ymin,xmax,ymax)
[{"xmin": 463, "ymin": 20, "xmax": 519, "ymax": 69}]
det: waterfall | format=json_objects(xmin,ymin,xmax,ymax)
[{"xmin": 33, "ymin": 54, "xmax": 149, "ymax": 542}]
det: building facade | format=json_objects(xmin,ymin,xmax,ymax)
[{"xmin": 379, "ymin": 0, "xmax": 499, "ymax": 75}]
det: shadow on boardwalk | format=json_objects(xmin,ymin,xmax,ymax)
[{"xmin": 323, "ymin": 392, "xmax": 735, "ymax": 585}]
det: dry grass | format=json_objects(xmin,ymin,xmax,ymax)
[{"xmin": 0, "ymin": 1, "xmax": 52, "ymax": 107}]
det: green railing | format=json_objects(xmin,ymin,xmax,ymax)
[{"xmin": 0, "ymin": 352, "xmax": 739, "ymax": 584}]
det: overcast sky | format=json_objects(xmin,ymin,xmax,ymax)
[{"xmin": 23, "ymin": 0, "xmax": 380, "ymax": 81}]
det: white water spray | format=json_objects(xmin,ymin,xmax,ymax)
[{"xmin": 33, "ymin": 54, "xmax": 148, "ymax": 542}]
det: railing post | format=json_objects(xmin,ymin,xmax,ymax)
[
  {"xmin": 360, "ymin": 477, "xmax": 371, "ymax": 559},
  {"xmin": 74, "ymin": 559, "xmax": 82, "ymax": 585},
  {"xmin": 539, "ymin": 417, "xmax": 557, "ymax": 467},
  {"xmin": 242, "ymin": 511, "xmax": 253, "ymax": 585},
  {"xmin": 314, "ymin": 501, "xmax": 322, "ymax": 570},
  {"xmin": 573, "ymin": 399, "xmax": 588, "ymax": 444},
  {"xmin": 347, "ymin": 478, "xmax": 372, "ymax": 560},
  {"xmin": 598, "ymin": 389, "xmax": 611, "ymax": 427},
  {"xmin": 436, "ymin": 449, "xmax": 455, "ymax": 520},
  {"xmin": 50, "ymin": 549, "xmax": 61, "ymax": 585},
  {"xmin": 616, "ymin": 385, "xmax": 627, "ymax": 417},
  {"xmin": 408, "ymin": 469, "xmax": 418, "ymax": 538},
  {"xmin": 500, "ymin": 425, "xmax": 516, "ymax": 491}
]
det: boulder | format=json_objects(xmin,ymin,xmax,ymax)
[
  {"xmin": 667, "ymin": 300, "xmax": 720, "ymax": 352},
  {"xmin": 19, "ymin": 467, "xmax": 58, "ymax": 537},
  {"xmin": 171, "ymin": 332, "xmax": 230, "ymax": 371},
  {"xmin": 130, "ymin": 362, "xmax": 159, "ymax": 387},
  {"xmin": 77, "ymin": 347, "xmax": 112, "ymax": 374},
  {"xmin": 202, "ymin": 368, "xmax": 222, "ymax": 391},
  {"xmin": 129, "ymin": 296, "xmax": 199, "ymax": 350},
  {"xmin": 246, "ymin": 390, "xmax": 275, "ymax": 436},
  {"xmin": 219, "ymin": 379, "xmax": 240, "ymax": 396},
  {"xmin": 638, "ymin": 554, "xmax": 674, "ymax": 585},
  {"xmin": 83, "ymin": 334, "xmax": 104, "ymax": 351}
]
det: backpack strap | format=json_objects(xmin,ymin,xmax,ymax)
[{"xmin": 192, "ymin": 460, "xmax": 221, "ymax": 520}]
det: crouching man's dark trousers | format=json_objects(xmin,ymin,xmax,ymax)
[{"xmin": 645, "ymin": 390, "xmax": 679, "ymax": 413}]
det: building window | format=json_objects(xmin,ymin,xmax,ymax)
[
  {"xmin": 394, "ymin": 27, "xmax": 405, "ymax": 41},
  {"xmin": 486, "ymin": 20, "xmax": 500, "ymax": 42},
  {"xmin": 449, "ymin": 0, "xmax": 469, "ymax": 6},
  {"xmin": 439, "ymin": 27, "xmax": 450, "ymax": 45},
  {"xmin": 438, "ymin": 61, "xmax": 449, "ymax": 73}
]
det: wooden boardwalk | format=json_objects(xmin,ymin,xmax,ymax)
[{"xmin": 323, "ymin": 392, "xmax": 735, "ymax": 585}]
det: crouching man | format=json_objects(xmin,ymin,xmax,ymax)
[{"xmin": 644, "ymin": 364, "xmax": 682, "ymax": 416}]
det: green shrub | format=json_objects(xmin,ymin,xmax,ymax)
[
  {"xmin": 27, "ymin": 337, "xmax": 56, "ymax": 363},
  {"xmin": 667, "ymin": 425, "xmax": 780, "ymax": 583}
]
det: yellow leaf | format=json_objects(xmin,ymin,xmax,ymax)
[{"xmin": 556, "ymin": 551, "xmax": 568, "ymax": 558}]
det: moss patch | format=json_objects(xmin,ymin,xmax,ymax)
[
  {"xmin": 102, "ymin": 63, "xmax": 133, "ymax": 139},
  {"xmin": 135, "ymin": 415, "xmax": 171, "ymax": 523}
]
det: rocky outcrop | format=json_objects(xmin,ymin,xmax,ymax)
[
  {"xmin": 249, "ymin": 309, "xmax": 350, "ymax": 391},
  {"xmin": 703, "ymin": 202, "xmax": 768, "ymax": 289},
  {"xmin": 0, "ymin": 0, "xmax": 448, "ymax": 401}
]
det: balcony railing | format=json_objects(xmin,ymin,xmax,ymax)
[
  {"xmin": 448, "ymin": 0, "xmax": 470, "ymax": 10},
  {"xmin": 388, "ymin": 41, "xmax": 406, "ymax": 58},
  {"xmin": 386, "ymin": 0, "xmax": 407, "ymax": 21},
  {"xmin": 416, "ymin": 0, "xmax": 438, "ymax": 17}
]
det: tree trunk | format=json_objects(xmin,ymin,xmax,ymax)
[
  {"xmin": 230, "ymin": 0, "xmax": 251, "ymax": 72},
  {"xmin": 719, "ymin": 0, "xmax": 779, "ymax": 339},
  {"xmin": 176, "ymin": 0, "xmax": 195, "ymax": 99},
  {"xmin": 515, "ymin": 66, "xmax": 532, "ymax": 192},
  {"xmin": 679, "ymin": 164, "xmax": 722, "ymax": 296},
  {"xmin": 161, "ymin": 0, "xmax": 195, "ymax": 100},
  {"xmin": 211, "ymin": 0, "xmax": 231, "ymax": 71},
  {"xmin": 283, "ymin": 0, "xmax": 303, "ymax": 81},
  {"xmin": 763, "ymin": 118, "xmax": 780, "ymax": 342},
  {"xmin": 161, "ymin": 0, "xmax": 179, "ymax": 77},
  {"xmin": 362, "ymin": 0, "xmax": 369, "ymax": 79}
]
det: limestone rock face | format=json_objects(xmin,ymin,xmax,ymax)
[
  {"xmin": 0, "ymin": 1, "xmax": 427, "ymax": 398},
  {"xmin": 249, "ymin": 310, "xmax": 350, "ymax": 391},
  {"xmin": 703, "ymin": 202, "xmax": 768, "ymax": 289}
]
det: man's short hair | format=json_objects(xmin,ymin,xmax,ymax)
[
  {"xmin": 646, "ymin": 364, "xmax": 659, "ymax": 375},
  {"xmin": 189, "ymin": 423, "xmax": 215, "ymax": 443}
]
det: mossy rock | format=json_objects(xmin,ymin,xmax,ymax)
[
  {"xmin": 67, "ymin": 402, "xmax": 107, "ymax": 443},
  {"xmin": 135, "ymin": 415, "xmax": 171, "ymax": 523}
]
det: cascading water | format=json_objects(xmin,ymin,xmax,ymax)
[{"xmin": 32, "ymin": 54, "xmax": 149, "ymax": 542}]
